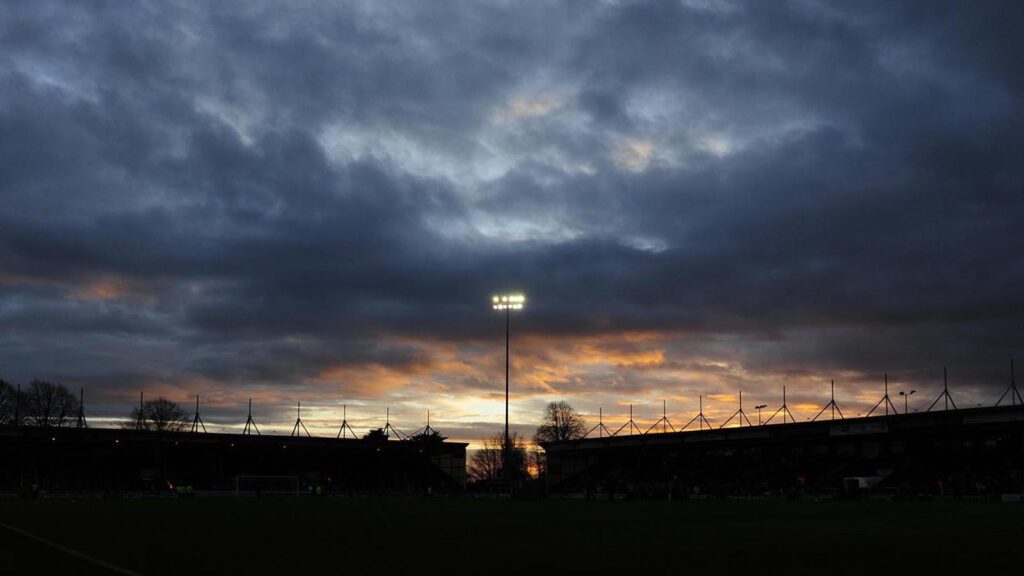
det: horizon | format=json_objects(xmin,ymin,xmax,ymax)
[{"xmin": 2, "ymin": 358, "xmax": 1018, "ymax": 448}]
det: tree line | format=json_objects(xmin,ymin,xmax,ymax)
[
  {"xmin": 0, "ymin": 378, "xmax": 190, "ymax": 431},
  {"xmin": 0, "ymin": 379, "xmax": 82, "ymax": 427}
]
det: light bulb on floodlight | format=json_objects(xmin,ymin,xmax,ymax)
[{"xmin": 491, "ymin": 293, "xmax": 526, "ymax": 311}]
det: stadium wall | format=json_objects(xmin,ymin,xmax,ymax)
[
  {"xmin": 542, "ymin": 405, "xmax": 1024, "ymax": 499},
  {"xmin": 0, "ymin": 426, "xmax": 467, "ymax": 495}
]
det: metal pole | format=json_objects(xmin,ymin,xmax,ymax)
[
  {"xmin": 76, "ymin": 387, "xmax": 86, "ymax": 429},
  {"xmin": 944, "ymin": 367, "xmax": 948, "ymax": 411},
  {"xmin": 1014, "ymin": 358, "xmax": 1019, "ymax": 406},
  {"xmin": 504, "ymin": 304, "xmax": 510, "ymax": 475},
  {"xmin": 930, "ymin": 367, "xmax": 957, "ymax": 412},
  {"xmin": 136, "ymin": 390, "xmax": 144, "ymax": 430}
]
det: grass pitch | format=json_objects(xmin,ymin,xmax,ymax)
[{"xmin": 1, "ymin": 498, "xmax": 1022, "ymax": 575}]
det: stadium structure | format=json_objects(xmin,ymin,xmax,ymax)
[
  {"xmin": 0, "ymin": 425, "xmax": 466, "ymax": 496},
  {"xmin": 542, "ymin": 403, "xmax": 1024, "ymax": 499}
]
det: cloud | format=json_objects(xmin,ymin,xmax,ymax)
[{"xmin": 1, "ymin": 1, "xmax": 1022, "ymax": 440}]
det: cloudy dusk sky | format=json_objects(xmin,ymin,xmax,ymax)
[{"xmin": 1, "ymin": 1, "xmax": 1022, "ymax": 446}]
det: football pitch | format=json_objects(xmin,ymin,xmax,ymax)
[{"xmin": 1, "ymin": 498, "xmax": 1021, "ymax": 575}]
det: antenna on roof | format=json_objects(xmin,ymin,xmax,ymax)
[
  {"xmin": 682, "ymin": 395, "xmax": 713, "ymax": 430},
  {"xmin": 291, "ymin": 401, "xmax": 310, "ymax": 437},
  {"xmin": 813, "ymin": 380, "xmax": 845, "ymax": 421},
  {"xmin": 764, "ymin": 385, "xmax": 796, "ymax": 425},
  {"xmin": 135, "ymin": 390, "xmax": 145, "ymax": 430},
  {"xmin": 928, "ymin": 367, "xmax": 958, "ymax": 412},
  {"xmin": 995, "ymin": 358, "xmax": 1023, "ymax": 407},
  {"xmin": 76, "ymin": 387, "xmax": 87, "ymax": 429},
  {"xmin": 645, "ymin": 399, "xmax": 676, "ymax": 434},
  {"xmin": 242, "ymin": 399, "xmax": 260, "ymax": 436},
  {"xmin": 612, "ymin": 404, "xmax": 644, "ymax": 436},
  {"xmin": 720, "ymin": 390, "xmax": 753, "ymax": 428},
  {"xmin": 584, "ymin": 407, "xmax": 613, "ymax": 438},
  {"xmin": 409, "ymin": 410, "xmax": 440, "ymax": 438},
  {"xmin": 190, "ymin": 394, "xmax": 206, "ymax": 433},
  {"xmin": 866, "ymin": 373, "xmax": 899, "ymax": 417},
  {"xmin": 382, "ymin": 407, "xmax": 407, "ymax": 439},
  {"xmin": 336, "ymin": 404, "xmax": 357, "ymax": 439}
]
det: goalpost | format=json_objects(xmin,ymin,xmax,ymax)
[{"xmin": 234, "ymin": 475, "xmax": 301, "ymax": 497}]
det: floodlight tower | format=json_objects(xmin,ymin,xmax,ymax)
[{"xmin": 492, "ymin": 293, "xmax": 525, "ymax": 478}]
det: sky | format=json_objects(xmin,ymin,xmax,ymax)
[{"xmin": 1, "ymin": 1, "xmax": 1023, "ymax": 447}]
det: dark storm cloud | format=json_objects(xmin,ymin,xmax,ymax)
[{"xmin": 1, "ymin": 0, "xmax": 1022, "ymax": 426}]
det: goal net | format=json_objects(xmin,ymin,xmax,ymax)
[{"xmin": 234, "ymin": 475, "xmax": 301, "ymax": 497}]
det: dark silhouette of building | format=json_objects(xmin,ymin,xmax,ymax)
[
  {"xmin": 0, "ymin": 426, "xmax": 466, "ymax": 495},
  {"xmin": 542, "ymin": 404, "xmax": 1024, "ymax": 499}
]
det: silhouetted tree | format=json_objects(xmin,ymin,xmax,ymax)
[
  {"xmin": 534, "ymin": 400, "xmax": 585, "ymax": 443},
  {"xmin": 0, "ymin": 379, "xmax": 20, "ymax": 425},
  {"xmin": 467, "ymin": 431, "xmax": 529, "ymax": 482},
  {"xmin": 25, "ymin": 380, "xmax": 79, "ymax": 427},
  {"xmin": 362, "ymin": 427, "xmax": 388, "ymax": 441},
  {"xmin": 125, "ymin": 397, "xmax": 186, "ymax": 432}
]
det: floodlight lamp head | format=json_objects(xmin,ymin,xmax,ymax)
[{"xmin": 491, "ymin": 293, "xmax": 526, "ymax": 311}]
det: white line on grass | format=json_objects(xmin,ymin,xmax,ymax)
[{"xmin": 0, "ymin": 520, "xmax": 143, "ymax": 576}]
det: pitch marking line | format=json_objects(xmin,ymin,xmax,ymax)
[{"xmin": 0, "ymin": 520, "xmax": 143, "ymax": 575}]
